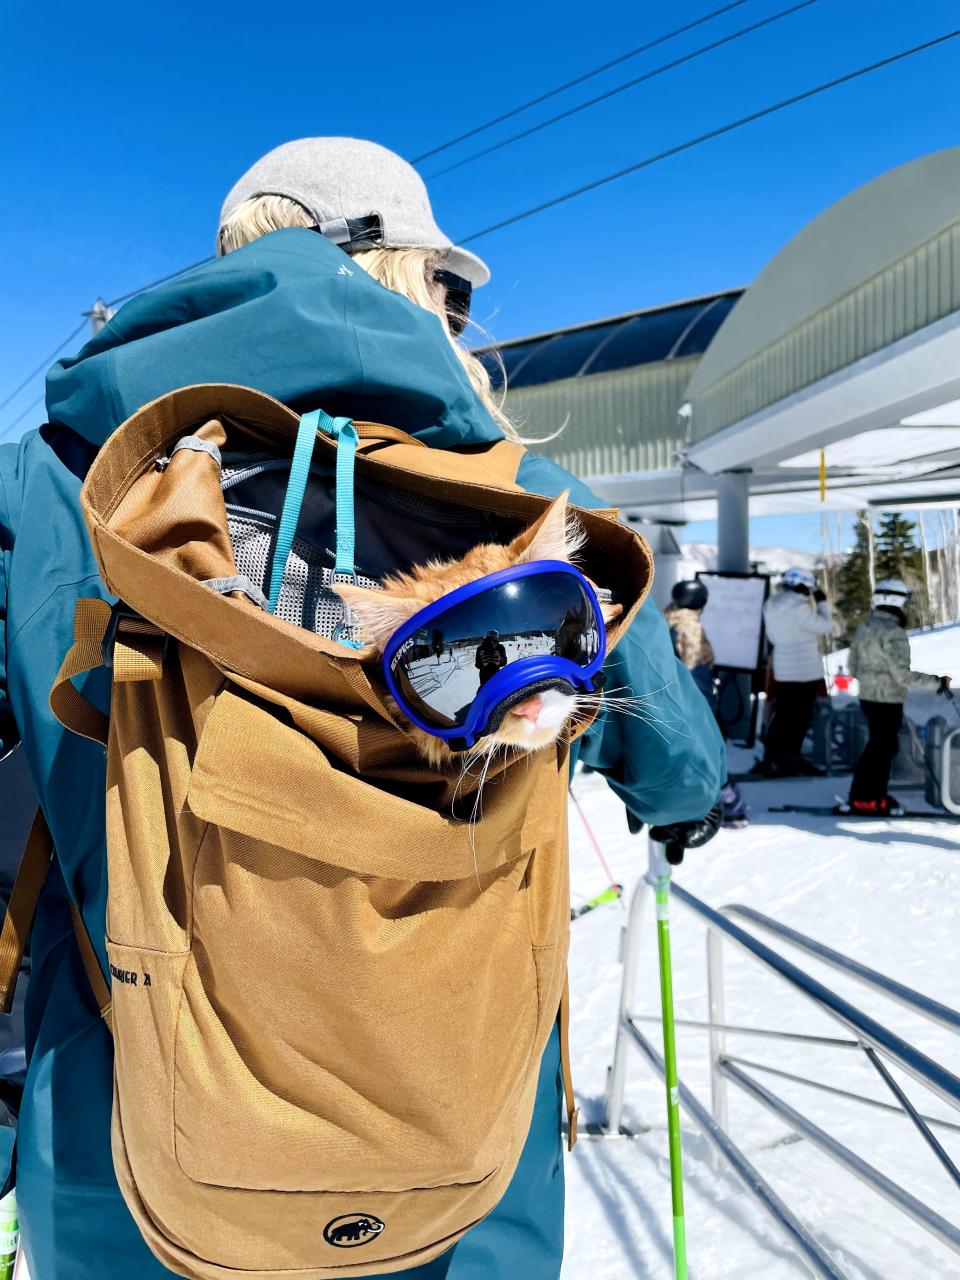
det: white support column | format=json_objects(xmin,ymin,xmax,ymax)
[{"xmin": 716, "ymin": 470, "xmax": 751, "ymax": 572}]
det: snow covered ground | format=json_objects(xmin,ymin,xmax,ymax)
[{"xmin": 564, "ymin": 760, "xmax": 960, "ymax": 1279}]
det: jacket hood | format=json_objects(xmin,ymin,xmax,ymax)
[{"xmin": 45, "ymin": 229, "xmax": 503, "ymax": 451}]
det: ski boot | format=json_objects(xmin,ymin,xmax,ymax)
[
  {"xmin": 720, "ymin": 781, "xmax": 749, "ymax": 829},
  {"xmin": 834, "ymin": 795, "xmax": 905, "ymax": 818}
]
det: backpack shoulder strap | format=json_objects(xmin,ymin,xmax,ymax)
[
  {"xmin": 559, "ymin": 973, "xmax": 579, "ymax": 1151},
  {"xmin": 49, "ymin": 598, "xmax": 165, "ymax": 745},
  {"xmin": 0, "ymin": 598, "xmax": 166, "ymax": 1025},
  {"xmin": 0, "ymin": 808, "xmax": 111, "ymax": 1029},
  {"xmin": 0, "ymin": 809, "xmax": 52, "ymax": 1014}
]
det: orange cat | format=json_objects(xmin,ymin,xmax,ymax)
[{"xmin": 337, "ymin": 493, "xmax": 620, "ymax": 769}]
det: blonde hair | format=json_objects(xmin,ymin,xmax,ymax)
[{"xmin": 217, "ymin": 194, "xmax": 515, "ymax": 440}]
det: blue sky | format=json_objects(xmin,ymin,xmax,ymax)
[{"xmin": 3, "ymin": 1, "xmax": 959, "ymax": 549}]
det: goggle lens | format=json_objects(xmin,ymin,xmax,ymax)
[{"xmin": 388, "ymin": 571, "xmax": 602, "ymax": 730}]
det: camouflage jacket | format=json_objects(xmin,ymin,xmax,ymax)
[
  {"xmin": 848, "ymin": 610, "xmax": 940, "ymax": 704},
  {"xmin": 664, "ymin": 606, "xmax": 714, "ymax": 672}
]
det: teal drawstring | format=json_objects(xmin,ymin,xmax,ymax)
[
  {"xmin": 330, "ymin": 417, "xmax": 360, "ymax": 581},
  {"xmin": 267, "ymin": 408, "xmax": 354, "ymax": 613},
  {"xmin": 328, "ymin": 416, "xmax": 364, "ymax": 649}
]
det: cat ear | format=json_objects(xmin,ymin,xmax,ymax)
[
  {"xmin": 509, "ymin": 492, "xmax": 585, "ymax": 564},
  {"xmin": 335, "ymin": 584, "xmax": 422, "ymax": 650}
]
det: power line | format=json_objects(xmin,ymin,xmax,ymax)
[
  {"xmin": 0, "ymin": 319, "xmax": 87, "ymax": 416},
  {"xmin": 460, "ymin": 27, "xmax": 960, "ymax": 245},
  {"xmin": 429, "ymin": 0, "xmax": 819, "ymax": 179},
  {"xmin": 3, "ymin": 25, "xmax": 955, "ymax": 425},
  {"xmin": 410, "ymin": 0, "xmax": 755, "ymax": 164},
  {"xmin": 106, "ymin": 255, "xmax": 215, "ymax": 308},
  {"xmin": 0, "ymin": 392, "xmax": 45, "ymax": 445}
]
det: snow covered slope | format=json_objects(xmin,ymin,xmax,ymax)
[
  {"xmin": 564, "ymin": 764, "xmax": 960, "ymax": 1279},
  {"xmin": 681, "ymin": 544, "xmax": 822, "ymax": 576}
]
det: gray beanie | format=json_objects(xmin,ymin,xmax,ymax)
[{"xmin": 218, "ymin": 137, "xmax": 490, "ymax": 287}]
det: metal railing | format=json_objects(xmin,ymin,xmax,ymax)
[
  {"xmin": 941, "ymin": 725, "xmax": 960, "ymax": 816},
  {"xmin": 603, "ymin": 844, "xmax": 960, "ymax": 1278}
]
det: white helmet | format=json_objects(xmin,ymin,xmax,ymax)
[
  {"xmin": 873, "ymin": 578, "xmax": 911, "ymax": 610},
  {"xmin": 782, "ymin": 566, "xmax": 816, "ymax": 592}
]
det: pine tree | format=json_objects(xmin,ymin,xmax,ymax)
[
  {"xmin": 874, "ymin": 512, "xmax": 927, "ymax": 625},
  {"xmin": 836, "ymin": 512, "xmax": 873, "ymax": 641}
]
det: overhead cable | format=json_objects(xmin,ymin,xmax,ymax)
[
  {"xmin": 0, "ymin": 319, "xmax": 87, "ymax": 416},
  {"xmin": 459, "ymin": 28, "xmax": 960, "ymax": 244},
  {"xmin": 410, "ymin": 0, "xmax": 755, "ymax": 163},
  {"xmin": 106, "ymin": 255, "xmax": 215, "ymax": 308},
  {"xmin": 428, "ymin": 0, "xmax": 820, "ymax": 178},
  {"xmin": 0, "ymin": 392, "xmax": 46, "ymax": 444}
]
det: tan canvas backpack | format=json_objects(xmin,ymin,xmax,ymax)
[{"xmin": 0, "ymin": 384, "xmax": 652, "ymax": 1279}]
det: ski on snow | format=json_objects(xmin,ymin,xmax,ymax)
[
  {"xmin": 571, "ymin": 884, "xmax": 624, "ymax": 919},
  {"xmin": 769, "ymin": 803, "xmax": 958, "ymax": 822}
]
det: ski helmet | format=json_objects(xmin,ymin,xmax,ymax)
[
  {"xmin": 873, "ymin": 578, "xmax": 911, "ymax": 610},
  {"xmin": 782, "ymin": 566, "xmax": 816, "ymax": 593},
  {"xmin": 670, "ymin": 579, "xmax": 708, "ymax": 610}
]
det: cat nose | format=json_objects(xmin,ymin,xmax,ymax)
[{"xmin": 510, "ymin": 695, "xmax": 543, "ymax": 724}]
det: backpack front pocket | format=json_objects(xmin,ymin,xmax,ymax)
[{"xmin": 176, "ymin": 690, "xmax": 549, "ymax": 1194}]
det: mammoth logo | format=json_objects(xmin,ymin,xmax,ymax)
[{"xmin": 323, "ymin": 1213, "xmax": 385, "ymax": 1249}]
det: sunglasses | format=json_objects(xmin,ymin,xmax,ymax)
[{"xmin": 432, "ymin": 269, "xmax": 472, "ymax": 337}]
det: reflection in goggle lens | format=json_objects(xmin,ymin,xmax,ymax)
[{"xmin": 389, "ymin": 572, "xmax": 601, "ymax": 729}]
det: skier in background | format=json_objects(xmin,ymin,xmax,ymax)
[
  {"xmin": 844, "ymin": 579, "xmax": 951, "ymax": 816},
  {"xmin": 475, "ymin": 630, "xmax": 508, "ymax": 686},
  {"xmin": 755, "ymin": 567, "xmax": 832, "ymax": 777},
  {"xmin": 665, "ymin": 580, "xmax": 748, "ymax": 828}
]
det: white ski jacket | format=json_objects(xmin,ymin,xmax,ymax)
[{"xmin": 763, "ymin": 589, "xmax": 833, "ymax": 683}]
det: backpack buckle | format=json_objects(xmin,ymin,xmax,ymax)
[
  {"xmin": 331, "ymin": 571, "xmax": 364, "ymax": 650},
  {"xmin": 101, "ymin": 602, "xmax": 170, "ymax": 669}
]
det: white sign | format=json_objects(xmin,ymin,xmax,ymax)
[{"xmin": 697, "ymin": 572, "xmax": 770, "ymax": 672}]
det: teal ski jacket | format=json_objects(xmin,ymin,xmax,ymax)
[{"xmin": 0, "ymin": 229, "xmax": 723, "ymax": 1279}]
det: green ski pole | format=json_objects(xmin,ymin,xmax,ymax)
[{"xmin": 649, "ymin": 838, "xmax": 688, "ymax": 1280}]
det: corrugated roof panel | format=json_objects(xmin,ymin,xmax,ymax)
[
  {"xmin": 673, "ymin": 293, "xmax": 739, "ymax": 357},
  {"xmin": 584, "ymin": 302, "xmax": 704, "ymax": 376},
  {"xmin": 473, "ymin": 290, "xmax": 743, "ymax": 393},
  {"xmin": 508, "ymin": 322, "xmax": 621, "ymax": 388}
]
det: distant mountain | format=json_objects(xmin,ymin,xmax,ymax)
[{"xmin": 680, "ymin": 543, "xmax": 825, "ymax": 576}]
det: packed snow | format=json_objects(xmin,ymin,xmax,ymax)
[{"xmin": 564, "ymin": 751, "xmax": 960, "ymax": 1279}]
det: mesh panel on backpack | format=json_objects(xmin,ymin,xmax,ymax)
[{"xmin": 223, "ymin": 472, "xmax": 379, "ymax": 642}]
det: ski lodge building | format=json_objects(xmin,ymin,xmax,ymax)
[{"xmin": 478, "ymin": 147, "xmax": 960, "ymax": 606}]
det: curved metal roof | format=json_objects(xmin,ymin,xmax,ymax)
[
  {"xmin": 475, "ymin": 290, "xmax": 742, "ymax": 392},
  {"xmin": 686, "ymin": 147, "xmax": 960, "ymax": 442}
]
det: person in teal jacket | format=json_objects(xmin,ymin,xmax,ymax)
[{"xmin": 0, "ymin": 151, "xmax": 723, "ymax": 1280}]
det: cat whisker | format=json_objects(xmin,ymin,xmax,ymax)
[
  {"xmin": 574, "ymin": 693, "xmax": 688, "ymax": 733},
  {"xmin": 598, "ymin": 680, "xmax": 678, "ymax": 703},
  {"xmin": 468, "ymin": 739, "xmax": 499, "ymax": 887},
  {"xmin": 571, "ymin": 694, "xmax": 691, "ymax": 742}
]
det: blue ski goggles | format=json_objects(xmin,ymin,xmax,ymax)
[{"xmin": 382, "ymin": 560, "xmax": 608, "ymax": 751}]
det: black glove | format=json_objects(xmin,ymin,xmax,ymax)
[
  {"xmin": 814, "ymin": 588, "xmax": 827, "ymax": 604},
  {"xmin": 938, "ymin": 676, "xmax": 954, "ymax": 698},
  {"xmin": 650, "ymin": 801, "xmax": 723, "ymax": 865},
  {"xmin": 625, "ymin": 810, "xmax": 644, "ymax": 835}
]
